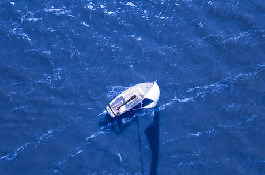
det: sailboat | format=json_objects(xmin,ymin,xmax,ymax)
[{"xmin": 107, "ymin": 82, "xmax": 160, "ymax": 118}]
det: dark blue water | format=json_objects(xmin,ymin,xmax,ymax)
[{"xmin": 1, "ymin": 0, "xmax": 265, "ymax": 174}]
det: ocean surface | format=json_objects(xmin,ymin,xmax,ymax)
[{"xmin": 1, "ymin": 0, "xmax": 265, "ymax": 174}]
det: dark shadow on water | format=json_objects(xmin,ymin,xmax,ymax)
[
  {"xmin": 145, "ymin": 107, "xmax": 159, "ymax": 175},
  {"xmin": 99, "ymin": 109, "xmax": 141, "ymax": 135},
  {"xmin": 99, "ymin": 106, "xmax": 160, "ymax": 175},
  {"xmin": 99, "ymin": 99, "xmax": 154, "ymax": 134}
]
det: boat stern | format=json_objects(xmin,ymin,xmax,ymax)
[{"xmin": 107, "ymin": 104, "xmax": 116, "ymax": 118}]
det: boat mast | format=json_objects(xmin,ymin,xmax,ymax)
[{"xmin": 116, "ymin": 95, "xmax": 136, "ymax": 110}]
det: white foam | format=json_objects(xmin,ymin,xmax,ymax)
[
  {"xmin": 189, "ymin": 132, "xmax": 202, "ymax": 137},
  {"xmin": 97, "ymin": 110, "xmax": 107, "ymax": 117},
  {"xmin": 44, "ymin": 7, "xmax": 62, "ymax": 13},
  {"xmin": 208, "ymin": 1, "xmax": 214, "ymax": 6},
  {"xmin": 198, "ymin": 22, "xmax": 203, "ymax": 28},
  {"xmin": 24, "ymin": 18, "xmax": 42, "ymax": 22},
  {"xmin": 174, "ymin": 97, "xmax": 194, "ymax": 103},
  {"xmin": 84, "ymin": 3, "xmax": 93, "ymax": 10},
  {"xmin": 178, "ymin": 161, "xmax": 196, "ymax": 166},
  {"xmin": 0, "ymin": 123, "xmax": 68, "ymax": 164},
  {"xmin": 43, "ymin": 51, "xmax": 51, "ymax": 55},
  {"xmin": 86, "ymin": 134, "xmax": 95, "ymax": 140},
  {"xmin": 246, "ymin": 115, "xmax": 258, "ymax": 122},
  {"xmin": 75, "ymin": 150, "xmax": 84, "ymax": 155},
  {"xmin": 131, "ymin": 35, "xmax": 142, "ymax": 41},
  {"xmin": 44, "ymin": 7, "xmax": 72, "ymax": 16},
  {"xmin": 126, "ymin": 2, "xmax": 136, "ymax": 7},
  {"xmin": 116, "ymin": 153, "xmax": 123, "ymax": 163},
  {"xmin": 0, "ymin": 152, "xmax": 17, "ymax": 161},
  {"xmin": 35, "ymin": 130, "xmax": 54, "ymax": 147},
  {"xmin": 158, "ymin": 101, "xmax": 175, "ymax": 111},
  {"xmin": 107, "ymin": 11, "xmax": 115, "ymax": 15}
]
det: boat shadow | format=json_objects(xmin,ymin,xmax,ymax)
[
  {"xmin": 144, "ymin": 108, "xmax": 159, "ymax": 175},
  {"xmin": 99, "ymin": 108, "xmax": 160, "ymax": 175},
  {"xmin": 99, "ymin": 109, "xmax": 141, "ymax": 135},
  {"xmin": 99, "ymin": 98, "xmax": 156, "ymax": 134}
]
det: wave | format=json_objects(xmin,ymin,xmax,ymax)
[
  {"xmin": 52, "ymin": 108, "xmax": 155, "ymax": 172},
  {"xmin": 1, "ymin": 61, "xmax": 263, "ymax": 167},
  {"xmin": 0, "ymin": 124, "xmax": 68, "ymax": 163},
  {"xmin": 157, "ymin": 63, "xmax": 265, "ymax": 112}
]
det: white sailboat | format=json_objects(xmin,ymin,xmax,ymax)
[{"xmin": 107, "ymin": 82, "xmax": 160, "ymax": 118}]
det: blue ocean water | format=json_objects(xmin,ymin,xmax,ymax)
[{"xmin": 1, "ymin": 0, "xmax": 265, "ymax": 174}]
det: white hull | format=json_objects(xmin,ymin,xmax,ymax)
[
  {"xmin": 107, "ymin": 82, "xmax": 160, "ymax": 118},
  {"xmin": 143, "ymin": 82, "xmax": 160, "ymax": 109}
]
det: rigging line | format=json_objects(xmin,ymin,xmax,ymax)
[{"xmin": 136, "ymin": 117, "xmax": 144, "ymax": 175}]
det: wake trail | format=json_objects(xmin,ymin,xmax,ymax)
[
  {"xmin": 157, "ymin": 63, "xmax": 265, "ymax": 112},
  {"xmin": 0, "ymin": 110, "xmax": 103, "ymax": 164},
  {"xmin": 2, "ymin": 63, "xmax": 263, "ymax": 165},
  {"xmin": 157, "ymin": 63, "xmax": 264, "ymax": 145},
  {"xmin": 3, "ymin": 85, "xmax": 128, "ymax": 167},
  {"xmin": 53, "ymin": 115, "xmax": 116, "ymax": 168},
  {"xmin": 0, "ymin": 123, "xmax": 68, "ymax": 164},
  {"xmin": 53, "ymin": 110, "xmax": 154, "ymax": 169}
]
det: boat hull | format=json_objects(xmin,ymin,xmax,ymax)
[{"xmin": 107, "ymin": 82, "xmax": 160, "ymax": 118}]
